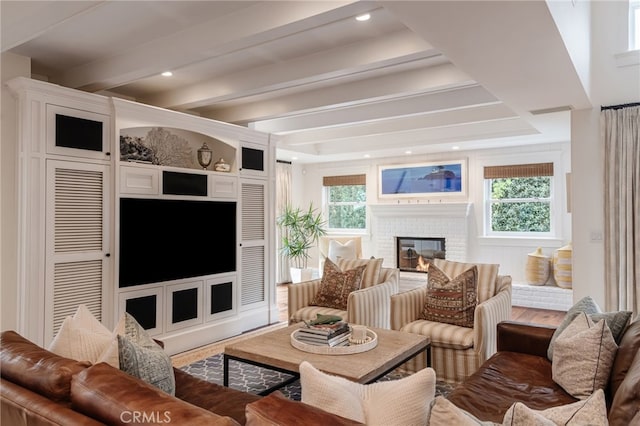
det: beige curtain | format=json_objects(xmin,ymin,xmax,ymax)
[
  {"xmin": 602, "ymin": 104, "xmax": 639, "ymax": 317},
  {"xmin": 276, "ymin": 161, "xmax": 292, "ymax": 284}
]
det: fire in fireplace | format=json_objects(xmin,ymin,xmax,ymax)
[{"xmin": 396, "ymin": 237, "xmax": 446, "ymax": 273}]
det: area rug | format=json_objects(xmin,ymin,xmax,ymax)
[{"xmin": 180, "ymin": 353, "xmax": 454, "ymax": 401}]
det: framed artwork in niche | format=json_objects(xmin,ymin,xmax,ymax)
[{"xmin": 378, "ymin": 160, "xmax": 467, "ymax": 199}]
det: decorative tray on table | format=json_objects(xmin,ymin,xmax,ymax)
[{"xmin": 290, "ymin": 327, "xmax": 378, "ymax": 355}]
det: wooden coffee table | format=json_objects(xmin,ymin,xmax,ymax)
[{"xmin": 223, "ymin": 324, "xmax": 430, "ymax": 395}]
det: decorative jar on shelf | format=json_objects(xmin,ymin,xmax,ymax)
[
  {"xmin": 553, "ymin": 242, "xmax": 573, "ymax": 289},
  {"xmin": 214, "ymin": 157, "xmax": 231, "ymax": 172},
  {"xmin": 525, "ymin": 247, "xmax": 550, "ymax": 286}
]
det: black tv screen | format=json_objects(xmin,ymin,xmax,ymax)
[{"xmin": 119, "ymin": 198, "xmax": 236, "ymax": 287}]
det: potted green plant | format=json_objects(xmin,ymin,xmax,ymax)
[{"xmin": 277, "ymin": 203, "xmax": 327, "ymax": 282}]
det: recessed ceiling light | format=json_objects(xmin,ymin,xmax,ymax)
[
  {"xmin": 405, "ymin": 150, "xmax": 412, "ymax": 154},
  {"xmin": 355, "ymin": 13, "xmax": 370, "ymax": 22},
  {"xmin": 291, "ymin": 156, "xmax": 298, "ymax": 160},
  {"xmin": 452, "ymin": 146, "xmax": 460, "ymax": 150},
  {"xmin": 161, "ymin": 71, "xmax": 173, "ymax": 77},
  {"xmin": 364, "ymin": 154, "xmax": 371, "ymax": 158}
]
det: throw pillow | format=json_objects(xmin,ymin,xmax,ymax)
[
  {"xmin": 48, "ymin": 304, "xmax": 113, "ymax": 364},
  {"xmin": 337, "ymin": 257, "xmax": 384, "ymax": 288},
  {"xmin": 114, "ymin": 312, "xmax": 176, "ymax": 395},
  {"xmin": 501, "ymin": 388, "xmax": 607, "ymax": 425},
  {"xmin": 420, "ymin": 264, "xmax": 478, "ymax": 328},
  {"xmin": 427, "ymin": 397, "xmax": 497, "ymax": 425},
  {"xmin": 311, "ymin": 258, "xmax": 365, "ymax": 310},
  {"xmin": 547, "ymin": 296, "xmax": 631, "ymax": 361},
  {"xmin": 328, "ymin": 239, "xmax": 358, "ymax": 263},
  {"xmin": 552, "ymin": 312, "xmax": 618, "ymax": 399},
  {"xmin": 299, "ymin": 361, "xmax": 436, "ymax": 425}
]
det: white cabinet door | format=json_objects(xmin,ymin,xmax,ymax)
[{"xmin": 44, "ymin": 160, "xmax": 111, "ymax": 343}]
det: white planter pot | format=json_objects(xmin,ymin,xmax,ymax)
[{"xmin": 290, "ymin": 267, "xmax": 314, "ymax": 283}]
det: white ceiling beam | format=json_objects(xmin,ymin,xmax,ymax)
[
  {"xmin": 201, "ymin": 59, "xmax": 465, "ymax": 124},
  {"xmin": 298, "ymin": 117, "xmax": 537, "ymax": 155},
  {"xmin": 279, "ymin": 102, "xmax": 517, "ymax": 146},
  {"xmin": 145, "ymin": 29, "xmax": 434, "ymax": 110},
  {"xmin": 56, "ymin": 1, "xmax": 360, "ymax": 91},
  {"xmin": 250, "ymin": 84, "xmax": 498, "ymax": 133},
  {"xmin": 381, "ymin": 1, "xmax": 591, "ymax": 113},
  {"xmin": 1, "ymin": 1, "xmax": 105, "ymax": 51}
]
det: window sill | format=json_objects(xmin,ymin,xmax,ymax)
[
  {"xmin": 477, "ymin": 236, "xmax": 564, "ymax": 247},
  {"xmin": 615, "ymin": 49, "xmax": 640, "ymax": 68}
]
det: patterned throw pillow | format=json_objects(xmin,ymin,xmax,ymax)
[
  {"xmin": 337, "ymin": 257, "xmax": 383, "ymax": 288},
  {"xmin": 420, "ymin": 264, "xmax": 478, "ymax": 328},
  {"xmin": 552, "ymin": 312, "xmax": 618, "ymax": 399},
  {"xmin": 311, "ymin": 258, "xmax": 365, "ymax": 310},
  {"xmin": 300, "ymin": 361, "xmax": 436, "ymax": 425},
  {"xmin": 116, "ymin": 313, "xmax": 176, "ymax": 395}
]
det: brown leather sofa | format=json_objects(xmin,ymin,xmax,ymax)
[
  {"xmin": 447, "ymin": 319, "xmax": 640, "ymax": 425},
  {"xmin": 0, "ymin": 330, "xmax": 359, "ymax": 426}
]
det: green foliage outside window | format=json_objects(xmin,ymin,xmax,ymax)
[
  {"xmin": 489, "ymin": 177, "xmax": 551, "ymax": 233},
  {"xmin": 327, "ymin": 185, "xmax": 366, "ymax": 229}
]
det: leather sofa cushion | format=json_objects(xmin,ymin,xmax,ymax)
[
  {"xmin": 71, "ymin": 363, "xmax": 239, "ymax": 426},
  {"xmin": 1, "ymin": 378, "xmax": 104, "ymax": 426},
  {"xmin": 0, "ymin": 330, "xmax": 90, "ymax": 402},
  {"xmin": 609, "ymin": 320, "xmax": 640, "ymax": 399},
  {"xmin": 173, "ymin": 367, "xmax": 261, "ymax": 425},
  {"xmin": 245, "ymin": 391, "xmax": 364, "ymax": 426},
  {"xmin": 446, "ymin": 351, "xmax": 577, "ymax": 423},
  {"xmin": 608, "ymin": 321, "xmax": 640, "ymax": 426}
]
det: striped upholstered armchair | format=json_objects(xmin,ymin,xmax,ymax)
[
  {"xmin": 288, "ymin": 258, "xmax": 399, "ymax": 329},
  {"xmin": 390, "ymin": 259, "xmax": 512, "ymax": 384}
]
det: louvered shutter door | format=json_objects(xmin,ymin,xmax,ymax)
[
  {"xmin": 240, "ymin": 181, "xmax": 266, "ymax": 307},
  {"xmin": 46, "ymin": 161, "xmax": 109, "ymax": 342}
]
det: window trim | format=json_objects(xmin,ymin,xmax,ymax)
[
  {"xmin": 484, "ymin": 177, "xmax": 555, "ymax": 238},
  {"xmin": 483, "ymin": 162, "xmax": 558, "ymax": 238},
  {"xmin": 630, "ymin": 0, "xmax": 640, "ymax": 51},
  {"xmin": 322, "ymin": 175, "xmax": 367, "ymax": 233}
]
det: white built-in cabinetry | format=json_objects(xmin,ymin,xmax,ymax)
[{"xmin": 8, "ymin": 78, "xmax": 276, "ymax": 355}]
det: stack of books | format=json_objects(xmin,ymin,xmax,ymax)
[{"xmin": 297, "ymin": 321, "xmax": 351, "ymax": 347}]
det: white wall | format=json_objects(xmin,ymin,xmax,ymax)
[
  {"xmin": 571, "ymin": 1, "xmax": 640, "ymax": 309},
  {"xmin": 291, "ymin": 142, "xmax": 572, "ymax": 284},
  {"xmin": 1, "ymin": 52, "xmax": 30, "ymax": 332}
]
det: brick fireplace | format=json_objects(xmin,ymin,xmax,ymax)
[{"xmin": 370, "ymin": 203, "xmax": 471, "ymax": 291}]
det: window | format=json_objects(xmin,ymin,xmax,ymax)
[
  {"xmin": 484, "ymin": 163, "xmax": 554, "ymax": 236},
  {"xmin": 323, "ymin": 174, "xmax": 366, "ymax": 231},
  {"xmin": 631, "ymin": 0, "xmax": 640, "ymax": 50}
]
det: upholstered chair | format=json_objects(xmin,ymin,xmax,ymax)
[
  {"xmin": 288, "ymin": 257, "xmax": 399, "ymax": 329},
  {"xmin": 390, "ymin": 259, "xmax": 512, "ymax": 384}
]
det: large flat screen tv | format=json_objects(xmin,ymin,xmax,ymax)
[{"xmin": 119, "ymin": 198, "xmax": 236, "ymax": 287}]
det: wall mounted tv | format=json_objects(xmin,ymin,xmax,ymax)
[{"xmin": 119, "ymin": 198, "xmax": 236, "ymax": 287}]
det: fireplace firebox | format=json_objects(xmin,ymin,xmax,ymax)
[{"xmin": 396, "ymin": 237, "xmax": 446, "ymax": 273}]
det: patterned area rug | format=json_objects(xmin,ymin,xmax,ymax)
[{"xmin": 181, "ymin": 353, "xmax": 454, "ymax": 401}]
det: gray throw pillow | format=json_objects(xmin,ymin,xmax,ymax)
[
  {"xmin": 547, "ymin": 296, "xmax": 631, "ymax": 361},
  {"xmin": 117, "ymin": 313, "xmax": 176, "ymax": 395}
]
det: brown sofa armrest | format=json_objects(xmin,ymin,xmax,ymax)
[
  {"xmin": 245, "ymin": 392, "xmax": 364, "ymax": 426},
  {"xmin": 496, "ymin": 321, "xmax": 557, "ymax": 358}
]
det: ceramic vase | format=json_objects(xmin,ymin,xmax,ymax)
[
  {"xmin": 525, "ymin": 247, "xmax": 550, "ymax": 286},
  {"xmin": 553, "ymin": 242, "xmax": 573, "ymax": 289}
]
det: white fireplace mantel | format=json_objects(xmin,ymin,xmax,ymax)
[{"xmin": 369, "ymin": 202, "xmax": 472, "ymax": 218}]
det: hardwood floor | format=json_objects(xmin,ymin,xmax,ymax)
[{"xmin": 277, "ymin": 283, "xmax": 566, "ymax": 326}]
